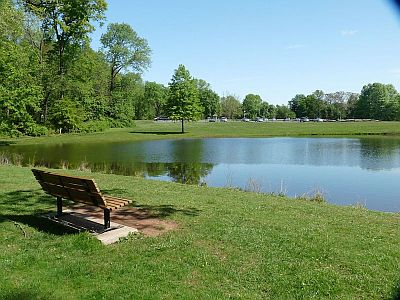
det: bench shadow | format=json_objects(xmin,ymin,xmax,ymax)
[
  {"xmin": 393, "ymin": 283, "xmax": 400, "ymax": 300},
  {"xmin": 1, "ymin": 214, "xmax": 78, "ymax": 235},
  {"xmin": 130, "ymin": 131, "xmax": 183, "ymax": 135},
  {"xmin": 0, "ymin": 189, "xmax": 82, "ymax": 235},
  {"xmin": 101, "ymin": 188, "xmax": 201, "ymax": 218},
  {"xmin": 0, "ymin": 189, "xmax": 55, "ymax": 214},
  {"xmin": 3, "ymin": 291, "xmax": 49, "ymax": 300}
]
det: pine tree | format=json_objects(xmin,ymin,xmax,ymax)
[{"xmin": 167, "ymin": 65, "xmax": 203, "ymax": 133}]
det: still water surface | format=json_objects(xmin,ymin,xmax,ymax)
[{"xmin": 3, "ymin": 137, "xmax": 400, "ymax": 212}]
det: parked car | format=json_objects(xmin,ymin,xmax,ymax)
[
  {"xmin": 154, "ymin": 116, "xmax": 169, "ymax": 121},
  {"xmin": 300, "ymin": 117, "xmax": 309, "ymax": 122},
  {"xmin": 255, "ymin": 117, "xmax": 264, "ymax": 122},
  {"xmin": 316, "ymin": 118, "xmax": 324, "ymax": 122},
  {"xmin": 242, "ymin": 118, "xmax": 250, "ymax": 122},
  {"xmin": 208, "ymin": 118, "xmax": 217, "ymax": 122},
  {"xmin": 220, "ymin": 117, "xmax": 228, "ymax": 122}
]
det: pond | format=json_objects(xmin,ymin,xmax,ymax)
[{"xmin": 2, "ymin": 137, "xmax": 400, "ymax": 212}]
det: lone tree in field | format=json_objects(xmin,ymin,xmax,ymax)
[{"xmin": 167, "ymin": 65, "xmax": 202, "ymax": 133}]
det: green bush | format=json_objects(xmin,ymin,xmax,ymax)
[
  {"xmin": 79, "ymin": 120, "xmax": 110, "ymax": 133},
  {"xmin": 25, "ymin": 123, "xmax": 48, "ymax": 136}
]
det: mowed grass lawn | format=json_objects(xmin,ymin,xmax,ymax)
[
  {"xmin": 5, "ymin": 120, "xmax": 400, "ymax": 146},
  {"xmin": 1, "ymin": 165, "xmax": 399, "ymax": 299}
]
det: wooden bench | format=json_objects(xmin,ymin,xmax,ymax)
[{"xmin": 32, "ymin": 169, "xmax": 131, "ymax": 229}]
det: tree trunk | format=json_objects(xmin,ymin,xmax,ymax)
[
  {"xmin": 110, "ymin": 65, "xmax": 115, "ymax": 93},
  {"xmin": 181, "ymin": 119, "xmax": 184, "ymax": 133}
]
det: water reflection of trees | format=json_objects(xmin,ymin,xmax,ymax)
[
  {"xmin": 167, "ymin": 162, "xmax": 213, "ymax": 185},
  {"xmin": 87, "ymin": 161, "xmax": 215, "ymax": 185},
  {"xmin": 359, "ymin": 138, "xmax": 400, "ymax": 170}
]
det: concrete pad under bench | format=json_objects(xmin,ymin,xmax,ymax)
[{"xmin": 42, "ymin": 210, "xmax": 138, "ymax": 245}]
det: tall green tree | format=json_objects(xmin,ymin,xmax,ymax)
[
  {"xmin": 143, "ymin": 81, "xmax": 167, "ymax": 118},
  {"xmin": 355, "ymin": 83, "xmax": 400, "ymax": 120},
  {"xmin": 166, "ymin": 65, "xmax": 202, "ymax": 133},
  {"xmin": 23, "ymin": 0, "xmax": 107, "ymax": 130},
  {"xmin": 260, "ymin": 101, "xmax": 273, "ymax": 118},
  {"xmin": 289, "ymin": 94, "xmax": 307, "ymax": 117},
  {"xmin": 275, "ymin": 105, "xmax": 295, "ymax": 119},
  {"xmin": 24, "ymin": 0, "xmax": 107, "ymax": 76},
  {"xmin": 0, "ymin": 0, "xmax": 44, "ymax": 136},
  {"xmin": 220, "ymin": 95, "xmax": 241, "ymax": 119},
  {"xmin": 66, "ymin": 47, "xmax": 109, "ymax": 123},
  {"xmin": 100, "ymin": 23, "xmax": 151, "ymax": 92},
  {"xmin": 194, "ymin": 79, "xmax": 220, "ymax": 118},
  {"xmin": 242, "ymin": 94, "xmax": 262, "ymax": 119},
  {"xmin": 112, "ymin": 72, "xmax": 144, "ymax": 126}
]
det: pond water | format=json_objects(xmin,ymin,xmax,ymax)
[{"xmin": 2, "ymin": 137, "xmax": 400, "ymax": 212}]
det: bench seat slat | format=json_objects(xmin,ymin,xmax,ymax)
[{"xmin": 103, "ymin": 196, "xmax": 130, "ymax": 205}]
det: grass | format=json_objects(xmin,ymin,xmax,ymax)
[
  {"xmin": 3, "ymin": 120, "xmax": 400, "ymax": 146},
  {"xmin": 1, "ymin": 165, "xmax": 399, "ymax": 299}
]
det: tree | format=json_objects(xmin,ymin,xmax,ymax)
[
  {"xmin": 143, "ymin": 81, "xmax": 168, "ymax": 118},
  {"xmin": 242, "ymin": 94, "xmax": 262, "ymax": 119},
  {"xmin": 355, "ymin": 83, "xmax": 400, "ymax": 120},
  {"xmin": 346, "ymin": 93, "xmax": 359, "ymax": 119},
  {"xmin": 259, "ymin": 101, "xmax": 279, "ymax": 118},
  {"xmin": 66, "ymin": 47, "xmax": 109, "ymax": 122},
  {"xmin": 166, "ymin": 65, "xmax": 202, "ymax": 133},
  {"xmin": 0, "ymin": 0, "xmax": 44, "ymax": 136},
  {"xmin": 289, "ymin": 94, "xmax": 307, "ymax": 117},
  {"xmin": 24, "ymin": 0, "xmax": 107, "ymax": 77},
  {"xmin": 111, "ymin": 72, "xmax": 144, "ymax": 126},
  {"xmin": 100, "ymin": 23, "xmax": 151, "ymax": 92},
  {"xmin": 275, "ymin": 105, "xmax": 295, "ymax": 119},
  {"xmin": 220, "ymin": 95, "xmax": 242, "ymax": 119},
  {"xmin": 194, "ymin": 79, "xmax": 220, "ymax": 118}
]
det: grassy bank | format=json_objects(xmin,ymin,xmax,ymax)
[
  {"xmin": 3, "ymin": 120, "xmax": 400, "ymax": 146},
  {"xmin": 1, "ymin": 165, "xmax": 399, "ymax": 299}
]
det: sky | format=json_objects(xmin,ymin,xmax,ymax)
[{"xmin": 90, "ymin": 0, "xmax": 400, "ymax": 105}]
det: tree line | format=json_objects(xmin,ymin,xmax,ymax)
[{"xmin": 1, "ymin": 0, "xmax": 400, "ymax": 137}]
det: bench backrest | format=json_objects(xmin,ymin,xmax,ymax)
[{"xmin": 32, "ymin": 169, "xmax": 107, "ymax": 208}]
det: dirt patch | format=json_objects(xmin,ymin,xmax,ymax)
[{"xmin": 67, "ymin": 203, "xmax": 178, "ymax": 237}]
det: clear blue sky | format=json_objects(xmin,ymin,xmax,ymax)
[{"xmin": 90, "ymin": 0, "xmax": 400, "ymax": 105}]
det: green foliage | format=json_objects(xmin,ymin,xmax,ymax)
[
  {"xmin": 355, "ymin": 83, "xmax": 400, "ymax": 120},
  {"xmin": 0, "ymin": 1, "xmax": 43, "ymax": 136},
  {"xmin": 79, "ymin": 119, "xmax": 109, "ymax": 133},
  {"xmin": 194, "ymin": 79, "xmax": 220, "ymax": 118},
  {"xmin": 24, "ymin": 0, "xmax": 107, "ymax": 75},
  {"xmin": 49, "ymin": 98, "xmax": 84, "ymax": 133},
  {"xmin": 142, "ymin": 81, "xmax": 168, "ymax": 119},
  {"xmin": 220, "ymin": 95, "xmax": 242, "ymax": 119},
  {"xmin": 110, "ymin": 72, "xmax": 143, "ymax": 125},
  {"xmin": 275, "ymin": 105, "xmax": 296, "ymax": 119},
  {"xmin": 100, "ymin": 23, "xmax": 151, "ymax": 92},
  {"xmin": 166, "ymin": 65, "xmax": 203, "ymax": 133},
  {"xmin": 242, "ymin": 94, "xmax": 262, "ymax": 119},
  {"xmin": 24, "ymin": 123, "xmax": 49, "ymax": 136},
  {"xmin": 65, "ymin": 47, "xmax": 110, "ymax": 121}
]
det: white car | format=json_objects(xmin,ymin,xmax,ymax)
[{"xmin": 220, "ymin": 117, "xmax": 228, "ymax": 122}]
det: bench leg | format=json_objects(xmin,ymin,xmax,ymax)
[
  {"xmin": 104, "ymin": 209, "xmax": 110, "ymax": 229},
  {"xmin": 56, "ymin": 197, "xmax": 62, "ymax": 216}
]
